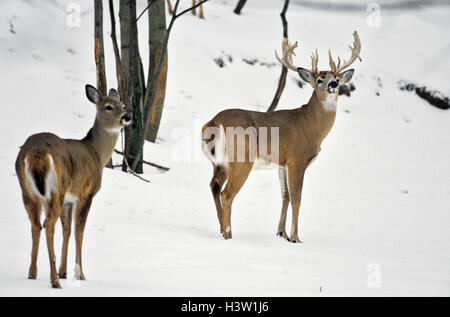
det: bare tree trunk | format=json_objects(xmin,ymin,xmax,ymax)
[
  {"xmin": 120, "ymin": 0, "xmax": 145, "ymax": 173},
  {"xmin": 108, "ymin": 0, "xmax": 125, "ymax": 99},
  {"xmin": 94, "ymin": 0, "xmax": 113, "ymax": 168},
  {"xmin": 234, "ymin": 0, "xmax": 247, "ymax": 15},
  {"xmin": 145, "ymin": 0, "xmax": 168, "ymax": 143},
  {"xmin": 267, "ymin": 0, "xmax": 289, "ymax": 113}
]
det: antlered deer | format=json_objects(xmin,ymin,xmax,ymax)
[
  {"xmin": 15, "ymin": 85, "xmax": 131, "ymax": 288},
  {"xmin": 202, "ymin": 32, "xmax": 361, "ymax": 243}
]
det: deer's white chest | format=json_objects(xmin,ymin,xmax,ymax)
[{"xmin": 322, "ymin": 94, "xmax": 337, "ymax": 111}]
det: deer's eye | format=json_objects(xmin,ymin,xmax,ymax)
[
  {"xmin": 105, "ymin": 105, "xmax": 113, "ymax": 111},
  {"xmin": 317, "ymin": 79, "xmax": 323, "ymax": 84}
]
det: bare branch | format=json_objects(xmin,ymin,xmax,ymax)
[
  {"xmin": 114, "ymin": 149, "xmax": 170, "ymax": 171},
  {"xmin": 175, "ymin": 0, "xmax": 210, "ymax": 18},
  {"xmin": 135, "ymin": 0, "xmax": 159, "ymax": 23}
]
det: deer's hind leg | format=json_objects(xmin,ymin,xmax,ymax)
[
  {"xmin": 24, "ymin": 196, "xmax": 42, "ymax": 279},
  {"xmin": 58, "ymin": 202, "xmax": 73, "ymax": 279},
  {"xmin": 220, "ymin": 162, "xmax": 253, "ymax": 240},
  {"xmin": 210, "ymin": 164, "xmax": 228, "ymax": 234},
  {"xmin": 277, "ymin": 166, "xmax": 290, "ymax": 241},
  {"xmin": 43, "ymin": 196, "xmax": 64, "ymax": 288}
]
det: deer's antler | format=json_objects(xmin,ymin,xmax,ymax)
[
  {"xmin": 275, "ymin": 38, "xmax": 320, "ymax": 76},
  {"xmin": 310, "ymin": 48, "xmax": 319, "ymax": 76},
  {"xmin": 275, "ymin": 37, "xmax": 299, "ymax": 72},
  {"xmin": 329, "ymin": 31, "xmax": 362, "ymax": 74}
]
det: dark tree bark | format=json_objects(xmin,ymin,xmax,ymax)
[
  {"xmin": 267, "ymin": 0, "xmax": 289, "ymax": 113},
  {"xmin": 105, "ymin": 0, "xmax": 210, "ymax": 175},
  {"xmin": 234, "ymin": 0, "xmax": 247, "ymax": 15},
  {"xmin": 145, "ymin": 0, "xmax": 168, "ymax": 143},
  {"xmin": 108, "ymin": 0, "xmax": 125, "ymax": 99},
  {"xmin": 94, "ymin": 0, "xmax": 107, "ymax": 96},
  {"xmin": 119, "ymin": 0, "xmax": 145, "ymax": 173}
]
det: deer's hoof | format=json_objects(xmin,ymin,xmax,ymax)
[
  {"xmin": 51, "ymin": 280, "xmax": 62, "ymax": 289},
  {"xmin": 58, "ymin": 271, "xmax": 67, "ymax": 279},
  {"xmin": 223, "ymin": 231, "xmax": 232, "ymax": 240},
  {"xmin": 289, "ymin": 236, "xmax": 302, "ymax": 244},
  {"xmin": 277, "ymin": 230, "xmax": 290, "ymax": 241},
  {"xmin": 28, "ymin": 266, "xmax": 37, "ymax": 279}
]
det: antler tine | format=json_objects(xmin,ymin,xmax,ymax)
[
  {"xmin": 275, "ymin": 37, "xmax": 299, "ymax": 72},
  {"xmin": 336, "ymin": 31, "xmax": 362, "ymax": 73},
  {"xmin": 328, "ymin": 49, "xmax": 336, "ymax": 73},
  {"xmin": 310, "ymin": 48, "xmax": 319, "ymax": 75}
]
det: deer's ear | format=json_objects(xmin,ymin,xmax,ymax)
[
  {"xmin": 86, "ymin": 85, "xmax": 100, "ymax": 104},
  {"xmin": 108, "ymin": 88, "xmax": 120, "ymax": 101},
  {"xmin": 297, "ymin": 67, "xmax": 314, "ymax": 84},
  {"xmin": 339, "ymin": 69, "xmax": 355, "ymax": 84}
]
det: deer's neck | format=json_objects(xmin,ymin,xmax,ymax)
[
  {"xmin": 83, "ymin": 121, "xmax": 120, "ymax": 167},
  {"xmin": 301, "ymin": 90, "xmax": 338, "ymax": 141}
]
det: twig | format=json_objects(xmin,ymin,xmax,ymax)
[
  {"xmin": 174, "ymin": 0, "xmax": 210, "ymax": 18},
  {"xmin": 120, "ymin": 131, "xmax": 151, "ymax": 183},
  {"xmin": 135, "ymin": 0, "xmax": 159, "ymax": 24},
  {"xmin": 114, "ymin": 149, "xmax": 170, "ymax": 171}
]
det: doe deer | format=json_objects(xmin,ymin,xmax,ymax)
[
  {"xmin": 202, "ymin": 32, "xmax": 361, "ymax": 242},
  {"xmin": 15, "ymin": 85, "xmax": 131, "ymax": 288}
]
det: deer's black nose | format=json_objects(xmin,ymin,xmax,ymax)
[
  {"xmin": 329, "ymin": 80, "xmax": 338, "ymax": 88},
  {"xmin": 123, "ymin": 113, "xmax": 131, "ymax": 122},
  {"xmin": 121, "ymin": 113, "xmax": 132, "ymax": 125}
]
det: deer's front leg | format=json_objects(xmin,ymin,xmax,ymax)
[
  {"xmin": 287, "ymin": 165, "xmax": 305, "ymax": 243},
  {"xmin": 75, "ymin": 196, "xmax": 93, "ymax": 280}
]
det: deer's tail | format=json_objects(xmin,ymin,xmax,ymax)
[
  {"xmin": 201, "ymin": 121, "xmax": 227, "ymax": 167},
  {"xmin": 23, "ymin": 152, "xmax": 57, "ymax": 200}
]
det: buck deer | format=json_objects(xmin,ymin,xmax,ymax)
[
  {"xmin": 167, "ymin": 0, "xmax": 205, "ymax": 19},
  {"xmin": 15, "ymin": 85, "xmax": 131, "ymax": 288},
  {"xmin": 202, "ymin": 32, "xmax": 361, "ymax": 242}
]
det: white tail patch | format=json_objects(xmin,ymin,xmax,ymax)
[
  {"xmin": 45, "ymin": 155, "xmax": 57, "ymax": 200},
  {"xmin": 23, "ymin": 154, "xmax": 57, "ymax": 201},
  {"xmin": 202, "ymin": 124, "xmax": 227, "ymax": 167},
  {"xmin": 24, "ymin": 157, "xmax": 44, "ymax": 199}
]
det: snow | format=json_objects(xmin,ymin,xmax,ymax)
[{"xmin": 0, "ymin": 0, "xmax": 449, "ymax": 296}]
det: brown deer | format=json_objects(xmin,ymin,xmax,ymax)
[
  {"xmin": 15, "ymin": 85, "xmax": 131, "ymax": 288},
  {"xmin": 167, "ymin": 0, "xmax": 205, "ymax": 19},
  {"xmin": 202, "ymin": 32, "xmax": 361, "ymax": 243}
]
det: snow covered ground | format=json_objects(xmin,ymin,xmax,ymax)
[{"xmin": 0, "ymin": 0, "xmax": 449, "ymax": 296}]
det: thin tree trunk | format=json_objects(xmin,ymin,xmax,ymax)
[
  {"xmin": 94, "ymin": 0, "xmax": 107, "ymax": 96},
  {"xmin": 234, "ymin": 0, "xmax": 247, "ymax": 15},
  {"xmin": 120, "ymin": 0, "xmax": 145, "ymax": 173},
  {"xmin": 267, "ymin": 0, "xmax": 289, "ymax": 113},
  {"xmin": 145, "ymin": 0, "xmax": 168, "ymax": 143},
  {"xmin": 108, "ymin": 0, "xmax": 125, "ymax": 99},
  {"xmin": 94, "ymin": 0, "xmax": 113, "ymax": 168}
]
